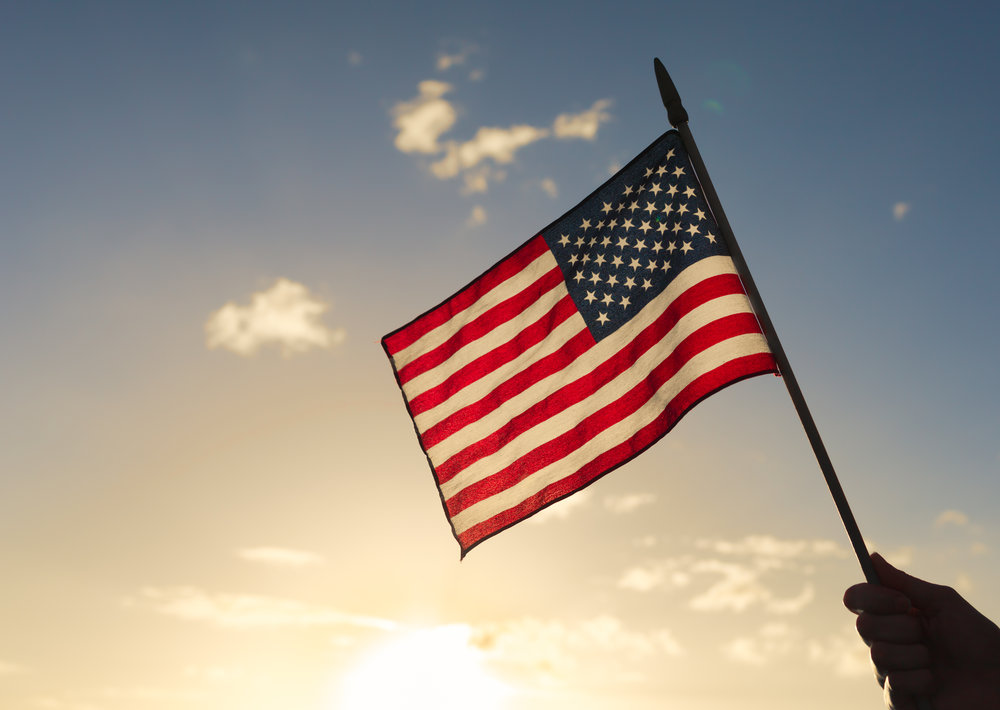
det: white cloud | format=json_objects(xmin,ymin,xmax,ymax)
[
  {"xmin": 552, "ymin": 99, "xmax": 613, "ymax": 140},
  {"xmin": 391, "ymin": 80, "xmax": 457, "ymax": 155},
  {"xmin": 604, "ymin": 493, "xmax": 656, "ymax": 514},
  {"xmin": 466, "ymin": 205, "xmax": 488, "ymax": 228},
  {"xmin": 806, "ymin": 624, "xmax": 871, "ymax": 677},
  {"xmin": 723, "ymin": 623, "xmax": 798, "ymax": 666},
  {"xmin": 528, "ymin": 490, "xmax": 591, "ymax": 524},
  {"xmin": 893, "ymin": 201, "xmax": 911, "ymax": 220},
  {"xmin": 237, "ymin": 546, "xmax": 326, "ymax": 567},
  {"xmin": 347, "ymin": 50, "xmax": 363, "ymax": 66},
  {"xmin": 0, "ymin": 660, "xmax": 26, "ymax": 675},
  {"xmin": 461, "ymin": 166, "xmax": 506, "ymax": 195},
  {"xmin": 695, "ymin": 535, "xmax": 846, "ymax": 560},
  {"xmin": 432, "ymin": 124, "xmax": 551, "ymax": 179},
  {"xmin": 125, "ymin": 587, "xmax": 396, "ymax": 630},
  {"xmin": 205, "ymin": 278, "xmax": 345, "ymax": 357},
  {"xmin": 539, "ymin": 177, "xmax": 558, "ymax": 198},
  {"xmin": 470, "ymin": 614, "xmax": 682, "ymax": 682},
  {"xmin": 935, "ymin": 509, "xmax": 969, "ymax": 527},
  {"xmin": 437, "ymin": 48, "xmax": 474, "ymax": 72}
]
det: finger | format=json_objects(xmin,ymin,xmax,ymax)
[
  {"xmin": 844, "ymin": 582, "xmax": 912, "ymax": 615},
  {"xmin": 856, "ymin": 612, "xmax": 924, "ymax": 644},
  {"xmin": 871, "ymin": 553, "xmax": 956, "ymax": 611},
  {"xmin": 870, "ymin": 641, "xmax": 931, "ymax": 672},
  {"xmin": 884, "ymin": 667, "xmax": 935, "ymax": 698}
]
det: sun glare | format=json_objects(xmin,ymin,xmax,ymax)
[{"xmin": 337, "ymin": 625, "xmax": 512, "ymax": 710}]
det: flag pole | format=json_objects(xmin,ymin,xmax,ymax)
[{"xmin": 652, "ymin": 58, "xmax": 879, "ymax": 586}]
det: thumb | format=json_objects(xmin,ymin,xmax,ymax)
[{"xmin": 871, "ymin": 552, "xmax": 951, "ymax": 610}]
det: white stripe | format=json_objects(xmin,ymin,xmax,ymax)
[
  {"xmin": 390, "ymin": 249, "xmax": 559, "ymax": 370},
  {"xmin": 400, "ymin": 277, "xmax": 567, "ymax": 402},
  {"xmin": 437, "ymin": 291, "xmax": 757, "ymax": 495},
  {"xmin": 417, "ymin": 255, "xmax": 740, "ymax": 434},
  {"xmin": 450, "ymin": 332, "xmax": 771, "ymax": 534},
  {"xmin": 427, "ymin": 292, "xmax": 753, "ymax": 467},
  {"xmin": 413, "ymin": 311, "xmax": 587, "ymax": 433}
]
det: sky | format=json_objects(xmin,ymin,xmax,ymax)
[{"xmin": 2, "ymin": 1, "xmax": 999, "ymax": 709}]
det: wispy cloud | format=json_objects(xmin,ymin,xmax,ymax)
[
  {"xmin": 347, "ymin": 50, "xmax": 363, "ymax": 66},
  {"xmin": 237, "ymin": 546, "xmax": 326, "ymax": 567},
  {"xmin": 893, "ymin": 201, "xmax": 911, "ymax": 220},
  {"xmin": 0, "ymin": 660, "xmax": 26, "ymax": 675},
  {"xmin": 466, "ymin": 205, "xmax": 488, "ymax": 228},
  {"xmin": 205, "ymin": 278, "xmax": 345, "ymax": 357},
  {"xmin": 125, "ymin": 587, "xmax": 396, "ymax": 630},
  {"xmin": 431, "ymin": 125, "xmax": 551, "ymax": 179},
  {"xmin": 552, "ymin": 99, "xmax": 613, "ymax": 140},
  {"xmin": 604, "ymin": 493, "xmax": 656, "ymax": 514},
  {"xmin": 723, "ymin": 622, "xmax": 798, "ymax": 666},
  {"xmin": 539, "ymin": 177, "xmax": 558, "ymax": 198},
  {"xmin": 436, "ymin": 45, "xmax": 477, "ymax": 72},
  {"xmin": 618, "ymin": 535, "xmax": 843, "ymax": 616},
  {"xmin": 527, "ymin": 490, "xmax": 591, "ymax": 524},
  {"xmin": 935, "ymin": 509, "xmax": 969, "ymax": 528}
]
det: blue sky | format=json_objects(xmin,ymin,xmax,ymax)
[{"xmin": 1, "ymin": 2, "xmax": 998, "ymax": 709}]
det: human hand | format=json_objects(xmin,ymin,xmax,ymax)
[{"xmin": 843, "ymin": 552, "xmax": 1000, "ymax": 710}]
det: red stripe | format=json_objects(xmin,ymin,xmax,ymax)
[
  {"xmin": 420, "ymin": 328, "xmax": 595, "ymax": 450},
  {"xmin": 456, "ymin": 352, "xmax": 778, "ymax": 552},
  {"xmin": 435, "ymin": 274, "xmax": 749, "ymax": 485},
  {"xmin": 408, "ymin": 295, "xmax": 578, "ymax": 416},
  {"xmin": 396, "ymin": 266, "xmax": 564, "ymax": 386},
  {"xmin": 384, "ymin": 236, "xmax": 550, "ymax": 356},
  {"xmin": 444, "ymin": 312, "xmax": 768, "ymax": 514}
]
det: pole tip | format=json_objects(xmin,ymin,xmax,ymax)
[{"xmin": 653, "ymin": 58, "xmax": 688, "ymax": 127}]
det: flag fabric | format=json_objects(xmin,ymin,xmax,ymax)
[{"xmin": 383, "ymin": 131, "xmax": 778, "ymax": 555}]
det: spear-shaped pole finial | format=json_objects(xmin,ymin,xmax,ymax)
[{"xmin": 653, "ymin": 58, "xmax": 688, "ymax": 127}]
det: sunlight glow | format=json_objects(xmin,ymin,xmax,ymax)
[{"xmin": 337, "ymin": 625, "xmax": 512, "ymax": 710}]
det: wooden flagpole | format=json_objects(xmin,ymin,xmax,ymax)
[{"xmin": 652, "ymin": 58, "xmax": 879, "ymax": 582}]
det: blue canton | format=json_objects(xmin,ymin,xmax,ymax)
[{"xmin": 542, "ymin": 132, "xmax": 728, "ymax": 342}]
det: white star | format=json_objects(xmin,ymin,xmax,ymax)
[
  {"xmin": 594, "ymin": 253, "xmax": 607, "ymax": 266},
  {"xmin": 661, "ymin": 202, "xmax": 673, "ymax": 216},
  {"xmin": 660, "ymin": 261, "xmax": 671, "ymax": 273},
  {"xmin": 600, "ymin": 235, "xmax": 612, "ymax": 247},
  {"xmin": 624, "ymin": 276, "xmax": 637, "ymax": 289},
  {"xmin": 568, "ymin": 254, "xmax": 579, "ymax": 265},
  {"xmin": 644, "ymin": 201, "xmax": 657, "ymax": 214},
  {"xmin": 596, "ymin": 312, "xmax": 610, "ymax": 325},
  {"xmin": 634, "ymin": 238, "xmax": 647, "ymax": 251},
  {"xmin": 607, "ymin": 218, "xmax": 618, "ymax": 229},
  {"xmin": 581, "ymin": 218, "xmax": 592, "ymax": 231},
  {"xmin": 638, "ymin": 221, "xmax": 652, "ymax": 234},
  {"xmin": 575, "ymin": 236, "xmax": 586, "ymax": 247},
  {"xmin": 558, "ymin": 234, "xmax": 570, "ymax": 247},
  {"xmin": 601, "ymin": 202, "xmax": 613, "ymax": 214},
  {"xmin": 686, "ymin": 223, "xmax": 700, "ymax": 237},
  {"xmin": 601, "ymin": 292, "xmax": 614, "ymax": 305},
  {"xmin": 589, "ymin": 271, "xmax": 602, "ymax": 284},
  {"xmin": 677, "ymin": 203, "xmax": 689, "ymax": 216},
  {"xmin": 620, "ymin": 295, "xmax": 631, "ymax": 308},
  {"xmin": 629, "ymin": 201, "xmax": 640, "ymax": 212},
  {"xmin": 606, "ymin": 273, "xmax": 619, "ymax": 286},
  {"xmin": 694, "ymin": 208, "xmax": 706, "ymax": 221},
  {"xmin": 623, "ymin": 185, "xmax": 634, "ymax": 196},
  {"xmin": 656, "ymin": 165, "xmax": 668, "ymax": 177},
  {"xmin": 705, "ymin": 231, "xmax": 717, "ymax": 244},
  {"xmin": 588, "ymin": 236, "xmax": 597, "ymax": 246},
  {"xmin": 622, "ymin": 218, "xmax": 635, "ymax": 230},
  {"xmin": 628, "ymin": 257, "xmax": 641, "ymax": 270},
  {"xmin": 573, "ymin": 271, "xmax": 586, "ymax": 282},
  {"xmin": 667, "ymin": 241, "xmax": 677, "ymax": 253},
  {"xmin": 666, "ymin": 184, "xmax": 678, "ymax": 197},
  {"xmin": 646, "ymin": 259, "xmax": 657, "ymax": 271},
  {"xmin": 616, "ymin": 236, "xmax": 630, "ymax": 249},
  {"xmin": 649, "ymin": 182, "xmax": 662, "ymax": 195},
  {"xmin": 652, "ymin": 241, "xmax": 663, "ymax": 253},
  {"xmin": 645, "ymin": 167, "xmax": 655, "ymax": 178},
  {"xmin": 683, "ymin": 186, "xmax": 696, "ymax": 199},
  {"xmin": 665, "ymin": 148, "xmax": 675, "ymax": 160},
  {"xmin": 672, "ymin": 166, "xmax": 685, "ymax": 178},
  {"xmin": 584, "ymin": 290, "xmax": 597, "ymax": 303},
  {"xmin": 611, "ymin": 254, "xmax": 623, "ymax": 267},
  {"xmin": 595, "ymin": 220, "xmax": 605, "ymax": 230},
  {"xmin": 671, "ymin": 222, "xmax": 683, "ymax": 234},
  {"xmin": 656, "ymin": 221, "xmax": 669, "ymax": 235},
  {"xmin": 641, "ymin": 278, "xmax": 653, "ymax": 290},
  {"xmin": 681, "ymin": 241, "xmax": 693, "ymax": 254}
]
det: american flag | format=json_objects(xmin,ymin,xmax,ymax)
[{"xmin": 383, "ymin": 131, "xmax": 778, "ymax": 555}]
